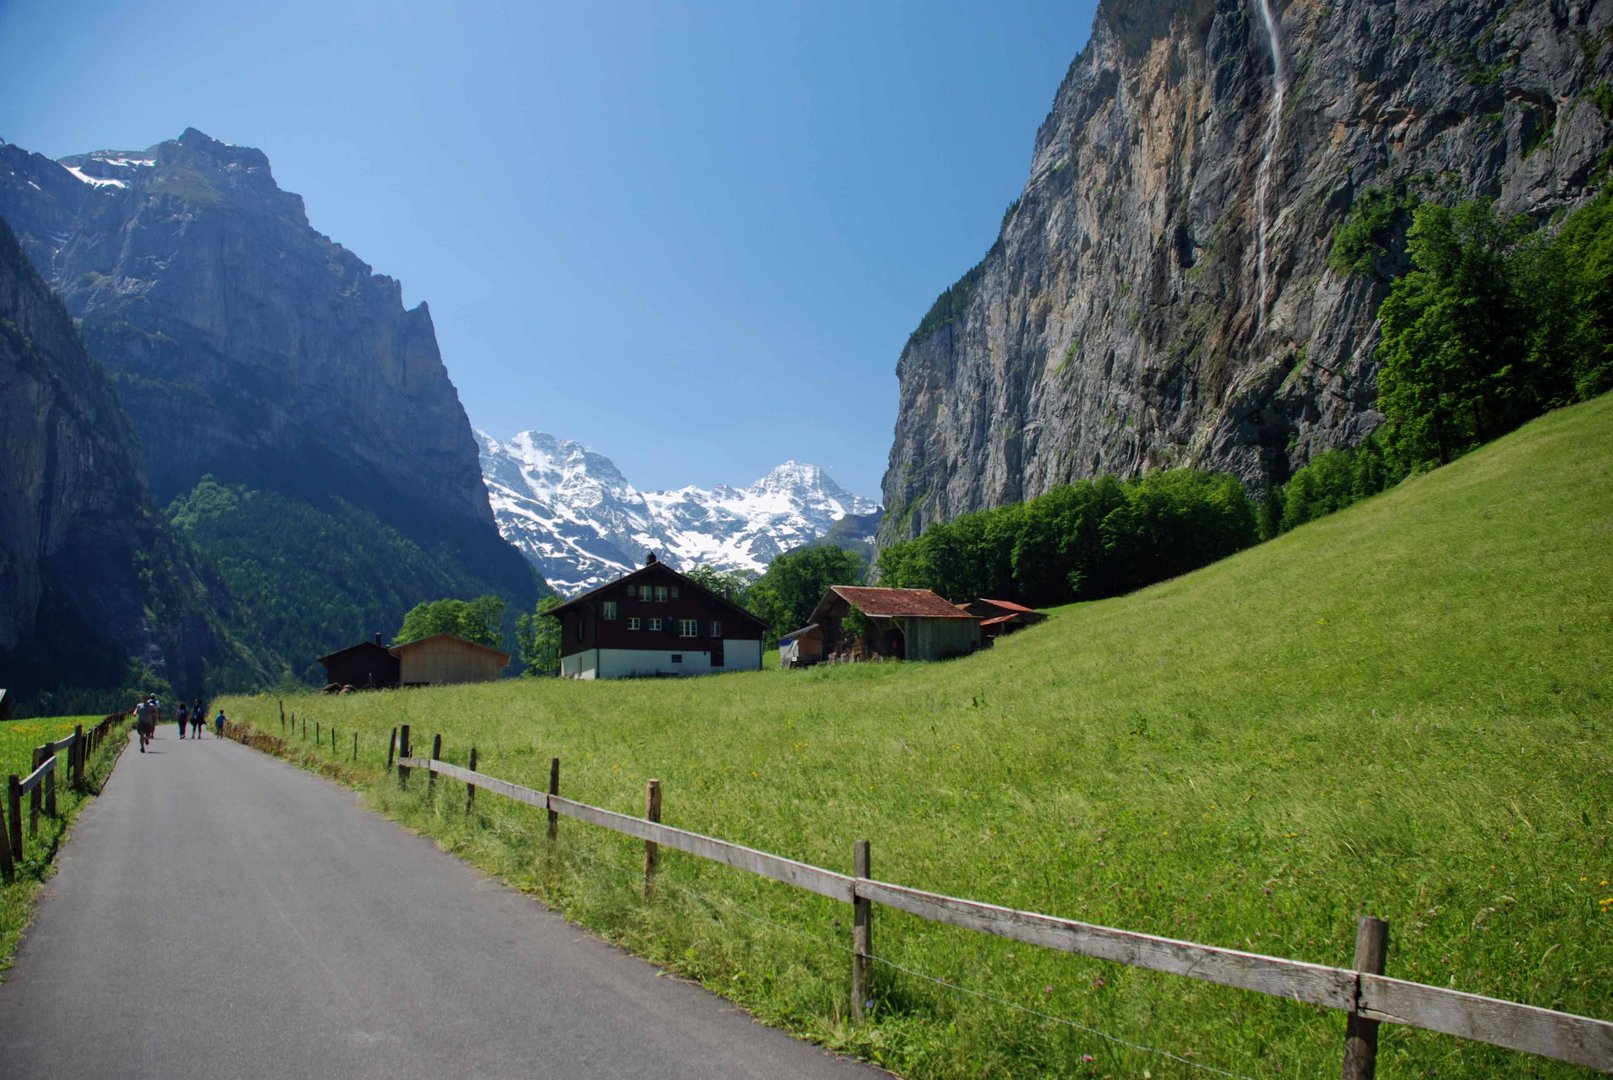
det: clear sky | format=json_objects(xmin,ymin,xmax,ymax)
[{"xmin": 0, "ymin": 0, "xmax": 1097, "ymax": 501}]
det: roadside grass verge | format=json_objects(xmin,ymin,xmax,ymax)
[
  {"xmin": 0, "ymin": 715, "xmax": 132, "ymax": 976},
  {"xmin": 221, "ymin": 394, "xmax": 1613, "ymax": 1078}
]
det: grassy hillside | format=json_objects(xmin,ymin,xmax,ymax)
[{"xmin": 221, "ymin": 394, "xmax": 1613, "ymax": 1077}]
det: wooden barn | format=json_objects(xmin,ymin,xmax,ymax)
[
  {"xmin": 792, "ymin": 586, "xmax": 980, "ymax": 664},
  {"xmin": 549, "ymin": 553, "xmax": 767, "ymax": 679},
  {"xmin": 391, "ymin": 634, "xmax": 510, "ymax": 686},
  {"xmin": 317, "ymin": 634, "xmax": 401, "ymax": 690},
  {"xmin": 959, "ymin": 598, "xmax": 1047, "ymax": 641}
]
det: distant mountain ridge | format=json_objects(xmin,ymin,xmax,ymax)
[
  {"xmin": 479, "ymin": 431, "xmax": 880, "ymax": 594},
  {"xmin": 0, "ymin": 129, "xmax": 542, "ymax": 683}
]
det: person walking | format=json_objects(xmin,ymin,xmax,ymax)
[
  {"xmin": 176, "ymin": 701, "xmax": 189, "ymax": 739},
  {"xmin": 214, "ymin": 709, "xmax": 226, "ymax": 738},
  {"xmin": 192, "ymin": 698, "xmax": 205, "ymax": 738},
  {"xmin": 134, "ymin": 695, "xmax": 154, "ymax": 752}
]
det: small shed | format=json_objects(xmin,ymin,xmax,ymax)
[
  {"xmin": 959, "ymin": 598, "xmax": 1047, "ymax": 640},
  {"xmin": 317, "ymin": 634, "xmax": 401, "ymax": 690},
  {"xmin": 805, "ymin": 586, "xmax": 980, "ymax": 663},
  {"xmin": 391, "ymin": 634, "xmax": 510, "ymax": 686},
  {"xmin": 779, "ymin": 624, "xmax": 824, "ymax": 669}
]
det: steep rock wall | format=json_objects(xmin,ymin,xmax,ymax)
[{"xmin": 881, "ymin": 0, "xmax": 1613, "ymax": 542}]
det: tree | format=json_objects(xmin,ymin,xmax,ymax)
[
  {"xmin": 397, "ymin": 595, "xmax": 505, "ymax": 648},
  {"xmin": 749, "ymin": 546, "xmax": 864, "ymax": 648},
  {"xmin": 679, "ymin": 565, "xmax": 756, "ymax": 606},
  {"xmin": 1377, "ymin": 201, "xmax": 1533, "ymax": 468},
  {"xmin": 515, "ymin": 595, "xmax": 564, "ymax": 677}
]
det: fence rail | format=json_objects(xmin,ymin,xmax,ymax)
[
  {"xmin": 389, "ymin": 746, "xmax": 1613, "ymax": 1075},
  {"xmin": 2, "ymin": 713, "xmax": 126, "ymax": 882}
]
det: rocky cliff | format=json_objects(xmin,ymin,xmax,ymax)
[
  {"xmin": 880, "ymin": 0, "xmax": 1613, "ymax": 542},
  {"xmin": 0, "ymin": 129, "xmax": 541, "ymax": 677},
  {"xmin": 0, "ymin": 217, "xmax": 230, "ymax": 701}
]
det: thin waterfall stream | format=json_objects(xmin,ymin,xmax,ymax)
[{"xmin": 1253, "ymin": 0, "xmax": 1286, "ymax": 339}]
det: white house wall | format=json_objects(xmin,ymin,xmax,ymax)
[{"xmin": 561, "ymin": 639, "xmax": 763, "ymax": 680}]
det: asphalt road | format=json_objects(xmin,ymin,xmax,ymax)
[{"xmin": 0, "ymin": 726, "xmax": 875, "ymax": 1079}]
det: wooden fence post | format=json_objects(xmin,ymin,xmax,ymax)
[
  {"xmin": 7, "ymin": 774, "xmax": 21, "ymax": 859},
  {"xmin": 29, "ymin": 749, "xmax": 42, "ymax": 835},
  {"xmin": 73, "ymin": 725, "xmax": 85, "ymax": 791},
  {"xmin": 466, "ymin": 747, "xmax": 478, "ymax": 815},
  {"xmin": 852, "ymin": 839, "xmax": 872, "ymax": 1020},
  {"xmin": 331, "ymin": 726, "xmax": 336, "ymax": 752},
  {"xmin": 44, "ymin": 758, "xmax": 57, "ymax": 819},
  {"xmin": 279, "ymin": 698, "xmax": 285, "ymax": 733},
  {"xmin": 0, "ymin": 796, "xmax": 13, "ymax": 882},
  {"xmin": 547, "ymin": 757, "xmax": 560, "ymax": 841},
  {"xmin": 315, "ymin": 720, "xmax": 320, "ymax": 744},
  {"xmin": 302, "ymin": 716, "xmax": 307, "ymax": 740},
  {"xmin": 353, "ymin": 730, "xmax": 359, "ymax": 762},
  {"xmin": 428, "ymin": 734, "xmax": 442, "ymax": 794},
  {"xmin": 398, "ymin": 725, "xmax": 411, "ymax": 785},
  {"xmin": 387, "ymin": 727, "xmax": 397, "ymax": 770},
  {"xmin": 1342, "ymin": 916, "xmax": 1391, "ymax": 1080},
  {"xmin": 643, "ymin": 778, "xmax": 662, "ymax": 897}
]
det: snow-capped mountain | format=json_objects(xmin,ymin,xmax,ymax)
[{"xmin": 478, "ymin": 431, "xmax": 881, "ymax": 595}]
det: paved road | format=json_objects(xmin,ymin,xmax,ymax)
[{"xmin": 0, "ymin": 727, "xmax": 875, "ymax": 1079}]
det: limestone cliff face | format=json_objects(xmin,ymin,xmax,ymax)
[
  {"xmin": 0, "ymin": 217, "xmax": 223, "ymax": 696},
  {"xmin": 880, "ymin": 0, "xmax": 1613, "ymax": 542},
  {"xmin": 0, "ymin": 129, "xmax": 538, "ymax": 615}
]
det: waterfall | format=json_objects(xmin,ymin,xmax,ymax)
[{"xmin": 1253, "ymin": 0, "xmax": 1286, "ymax": 339}]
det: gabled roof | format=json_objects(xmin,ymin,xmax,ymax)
[
  {"xmin": 317, "ymin": 640, "xmax": 396, "ymax": 665},
  {"xmin": 980, "ymin": 614, "xmax": 1023, "ymax": 628},
  {"xmin": 547, "ymin": 558, "xmax": 768, "ymax": 629},
  {"xmin": 818, "ymin": 586, "xmax": 978, "ymax": 620},
  {"xmin": 389, "ymin": 633, "xmax": 510, "ymax": 665},
  {"xmin": 973, "ymin": 598, "xmax": 1040, "ymax": 616}
]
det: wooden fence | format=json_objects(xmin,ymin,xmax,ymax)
[
  {"xmin": 380, "ymin": 724, "xmax": 1612, "ymax": 1077},
  {"xmin": 0, "ymin": 713, "xmax": 125, "ymax": 883}
]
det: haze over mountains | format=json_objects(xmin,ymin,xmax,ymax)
[{"xmin": 479, "ymin": 431, "xmax": 880, "ymax": 594}]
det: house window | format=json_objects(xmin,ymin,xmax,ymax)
[
  {"xmin": 628, "ymin": 617, "xmax": 640, "ymax": 630},
  {"xmin": 711, "ymin": 619, "xmax": 722, "ymax": 637},
  {"xmin": 649, "ymin": 618, "xmax": 662, "ymax": 631},
  {"xmin": 671, "ymin": 654, "xmax": 683, "ymax": 663},
  {"xmin": 575, "ymin": 617, "xmax": 585, "ymax": 641},
  {"xmin": 678, "ymin": 618, "xmax": 699, "ymax": 637},
  {"xmin": 626, "ymin": 584, "xmax": 637, "ymax": 598},
  {"xmin": 655, "ymin": 585, "xmax": 669, "ymax": 603},
  {"xmin": 603, "ymin": 601, "xmax": 618, "ymax": 621},
  {"xmin": 670, "ymin": 586, "xmax": 679, "ymax": 598}
]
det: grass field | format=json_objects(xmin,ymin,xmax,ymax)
[
  {"xmin": 0, "ymin": 713, "xmax": 130, "ymax": 975},
  {"xmin": 220, "ymin": 394, "xmax": 1613, "ymax": 1078}
]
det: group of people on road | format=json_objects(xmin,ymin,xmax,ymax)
[{"xmin": 132, "ymin": 693, "xmax": 225, "ymax": 752}]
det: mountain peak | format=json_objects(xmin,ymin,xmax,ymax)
[{"xmin": 479, "ymin": 433, "xmax": 880, "ymax": 594}]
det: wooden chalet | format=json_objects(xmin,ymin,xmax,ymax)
[
  {"xmin": 959, "ymin": 598, "xmax": 1047, "ymax": 640},
  {"xmin": 391, "ymin": 634, "xmax": 510, "ymax": 686},
  {"xmin": 317, "ymin": 634, "xmax": 401, "ymax": 690},
  {"xmin": 549, "ymin": 553, "xmax": 767, "ymax": 679},
  {"xmin": 790, "ymin": 586, "xmax": 980, "ymax": 664}
]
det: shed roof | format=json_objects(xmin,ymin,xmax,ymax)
[
  {"xmin": 389, "ymin": 633, "xmax": 511, "ymax": 665},
  {"xmin": 825, "ymin": 586, "xmax": 978, "ymax": 620},
  {"xmin": 974, "ymin": 598, "xmax": 1040, "ymax": 615},
  {"xmin": 780, "ymin": 623, "xmax": 821, "ymax": 642},
  {"xmin": 317, "ymin": 640, "xmax": 396, "ymax": 665}
]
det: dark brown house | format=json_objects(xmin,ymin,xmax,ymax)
[
  {"xmin": 549, "ymin": 554, "xmax": 767, "ymax": 679},
  {"xmin": 317, "ymin": 634, "xmax": 400, "ymax": 690}
]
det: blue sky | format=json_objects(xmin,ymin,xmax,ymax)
[{"xmin": 0, "ymin": 0, "xmax": 1097, "ymax": 500}]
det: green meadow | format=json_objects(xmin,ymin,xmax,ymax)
[
  {"xmin": 0, "ymin": 714, "xmax": 130, "ymax": 974},
  {"xmin": 221, "ymin": 394, "xmax": 1613, "ymax": 1077}
]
